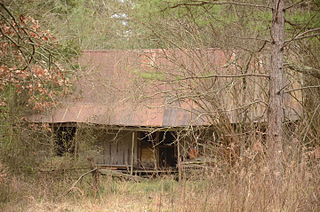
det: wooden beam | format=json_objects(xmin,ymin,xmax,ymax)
[
  {"xmin": 177, "ymin": 135, "xmax": 182, "ymax": 181},
  {"xmin": 130, "ymin": 131, "xmax": 135, "ymax": 175},
  {"xmin": 154, "ymin": 131, "xmax": 160, "ymax": 169}
]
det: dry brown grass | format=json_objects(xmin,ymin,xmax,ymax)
[
  {"xmin": 1, "ymin": 128, "xmax": 319, "ymax": 212},
  {"xmin": 1, "ymin": 155, "xmax": 319, "ymax": 212}
]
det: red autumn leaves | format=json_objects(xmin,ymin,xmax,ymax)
[{"xmin": 0, "ymin": 8, "xmax": 71, "ymax": 111}]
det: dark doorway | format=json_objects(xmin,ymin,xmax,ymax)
[
  {"xmin": 159, "ymin": 146, "xmax": 176, "ymax": 168},
  {"xmin": 137, "ymin": 131, "xmax": 177, "ymax": 169},
  {"xmin": 54, "ymin": 126, "xmax": 76, "ymax": 156},
  {"xmin": 158, "ymin": 131, "xmax": 177, "ymax": 168}
]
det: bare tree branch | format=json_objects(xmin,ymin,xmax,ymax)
[
  {"xmin": 228, "ymin": 35, "xmax": 271, "ymax": 43},
  {"xmin": 163, "ymin": 0, "xmax": 272, "ymax": 11},
  {"xmin": 170, "ymin": 73, "xmax": 270, "ymax": 82},
  {"xmin": 289, "ymin": 33, "xmax": 320, "ymax": 41},
  {"xmin": 285, "ymin": 28, "xmax": 320, "ymax": 43},
  {"xmin": 0, "ymin": 3, "xmax": 36, "ymax": 69},
  {"xmin": 295, "ymin": 27, "xmax": 320, "ymax": 38},
  {"xmin": 284, "ymin": 0, "xmax": 309, "ymax": 10},
  {"xmin": 285, "ymin": 63, "xmax": 320, "ymax": 79}
]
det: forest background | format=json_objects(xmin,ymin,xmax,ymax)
[{"xmin": 1, "ymin": 0, "xmax": 320, "ymax": 211}]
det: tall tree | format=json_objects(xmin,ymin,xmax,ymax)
[
  {"xmin": 130, "ymin": 0, "xmax": 320, "ymax": 173},
  {"xmin": 267, "ymin": 0, "xmax": 285, "ymax": 175}
]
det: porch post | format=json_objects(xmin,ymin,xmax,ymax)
[
  {"xmin": 177, "ymin": 136, "xmax": 182, "ymax": 181},
  {"xmin": 130, "ymin": 131, "xmax": 135, "ymax": 175}
]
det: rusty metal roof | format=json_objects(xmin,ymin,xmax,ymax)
[{"xmin": 29, "ymin": 49, "xmax": 302, "ymax": 127}]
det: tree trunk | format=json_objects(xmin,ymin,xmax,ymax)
[{"xmin": 267, "ymin": 0, "xmax": 285, "ymax": 176}]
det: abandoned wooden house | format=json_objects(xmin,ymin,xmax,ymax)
[{"xmin": 29, "ymin": 49, "xmax": 302, "ymax": 175}]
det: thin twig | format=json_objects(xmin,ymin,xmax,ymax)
[{"xmin": 285, "ymin": 85, "xmax": 320, "ymax": 93}]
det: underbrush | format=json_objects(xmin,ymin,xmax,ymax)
[
  {"xmin": 1, "ymin": 156, "xmax": 319, "ymax": 212},
  {"xmin": 0, "ymin": 125, "xmax": 319, "ymax": 211}
]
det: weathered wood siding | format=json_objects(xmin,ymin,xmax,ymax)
[
  {"xmin": 140, "ymin": 145, "xmax": 157, "ymax": 168},
  {"xmin": 96, "ymin": 130, "xmax": 138, "ymax": 166}
]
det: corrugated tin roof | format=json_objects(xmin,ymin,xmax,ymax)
[{"xmin": 28, "ymin": 49, "xmax": 302, "ymax": 127}]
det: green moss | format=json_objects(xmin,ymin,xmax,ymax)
[{"xmin": 131, "ymin": 69, "xmax": 165, "ymax": 80}]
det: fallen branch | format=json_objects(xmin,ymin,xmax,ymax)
[{"xmin": 57, "ymin": 168, "xmax": 97, "ymax": 199}]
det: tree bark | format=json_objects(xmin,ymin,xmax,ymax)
[{"xmin": 267, "ymin": 0, "xmax": 285, "ymax": 176}]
